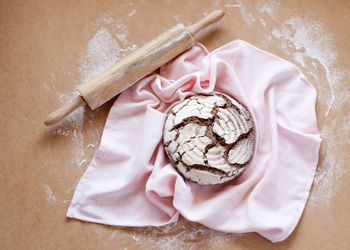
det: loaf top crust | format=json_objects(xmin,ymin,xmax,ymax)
[{"xmin": 163, "ymin": 93, "xmax": 255, "ymax": 185}]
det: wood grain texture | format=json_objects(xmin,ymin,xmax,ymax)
[{"xmin": 78, "ymin": 23, "xmax": 194, "ymax": 109}]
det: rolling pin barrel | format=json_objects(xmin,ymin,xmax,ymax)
[
  {"xmin": 78, "ymin": 23, "xmax": 194, "ymax": 110},
  {"xmin": 44, "ymin": 10, "xmax": 224, "ymax": 126}
]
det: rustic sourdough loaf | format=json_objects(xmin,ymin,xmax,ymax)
[{"xmin": 163, "ymin": 93, "xmax": 255, "ymax": 185}]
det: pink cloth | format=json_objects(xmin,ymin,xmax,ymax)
[{"xmin": 67, "ymin": 40, "xmax": 321, "ymax": 242}]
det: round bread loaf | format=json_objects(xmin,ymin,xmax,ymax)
[{"xmin": 163, "ymin": 93, "xmax": 255, "ymax": 185}]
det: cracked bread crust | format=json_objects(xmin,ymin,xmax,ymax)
[{"xmin": 163, "ymin": 93, "xmax": 255, "ymax": 185}]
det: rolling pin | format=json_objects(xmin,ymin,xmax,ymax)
[{"xmin": 44, "ymin": 10, "xmax": 225, "ymax": 125}]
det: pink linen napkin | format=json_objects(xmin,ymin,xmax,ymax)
[{"xmin": 67, "ymin": 40, "xmax": 321, "ymax": 242}]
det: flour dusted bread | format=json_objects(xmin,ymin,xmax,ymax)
[{"xmin": 163, "ymin": 93, "xmax": 255, "ymax": 185}]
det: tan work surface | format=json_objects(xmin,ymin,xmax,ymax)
[{"xmin": 1, "ymin": 0, "xmax": 349, "ymax": 249}]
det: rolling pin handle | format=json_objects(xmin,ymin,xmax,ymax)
[
  {"xmin": 44, "ymin": 96, "xmax": 86, "ymax": 126},
  {"xmin": 187, "ymin": 10, "xmax": 225, "ymax": 36}
]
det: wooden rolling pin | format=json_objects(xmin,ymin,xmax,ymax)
[{"xmin": 44, "ymin": 10, "xmax": 225, "ymax": 125}]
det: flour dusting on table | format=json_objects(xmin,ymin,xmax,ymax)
[
  {"xmin": 129, "ymin": 219, "xmax": 243, "ymax": 249},
  {"xmin": 42, "ymin": 14, "xmax": 138, "ymax": 207},
  {"xmin": 43, "ymin": 184, "xmax": 71, "ymax": 204},
  {"xmin": 222, "ymin": 0, "xmax": 349, "ymax": 210},
  {"xmin": 44, "ymin": 184, "xmax": 57, "ymax": 203},
  {"xmin": 44, "ymin": 14, "xmax": 138, "ymax": 170},
  {"xmin": 271, "ymin": 17, "xmax": 340, "ymax": 116},
  {"xmin": 43, "ymin": 2, "xmax": 349, "ymax": 247},
  {"xmin": 78, "ymin": 26, "xmax": 137, "ymax": 84},
  {"xmin": 269, "ymin": 17, "xmax": 349, "ymax": 208}
]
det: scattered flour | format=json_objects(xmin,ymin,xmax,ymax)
[
  {"xmin": 52, "ymin": 91, "xmax": 87, "ymax": 168},
  {"xmin": 257, "ymin": 1, "xmax": 276, "ymax": 18},
  {"xmin": 44, "ymin": 184, "xmax": 56, "ymax": 203},
  {"xmin": 61, "ymin": 9, "xmax": 245, "ymax": 248},
  {"xmin": 310, "ymin": 118, "xmax": 349, "ymax": 208},
  {"xmin": 268, "ymin": 17, "xmax": 349, "ymax": 207},
  {"xmin": 224, "ymin": 3, "xmax": 240, "ymax": 8},
  {"xmin": 45, "ymin": 14, "xmax": 138, "ymax": 170},
  {"xmin": 129, "ymin": 9, "xmax": 136, "ymax": 17},
  {"xmin": 43, "ymin": 13, "xmax": 137, "ymax": 209},
  {"xmin": 271, "ymin": 17, "xmax": 340, "ymax": 116},
  {"xmin": 222, "ymin": 0, "xmax": 349, "ymax": 209},
  {"xmin": 78, "ymin": 27, "xmax": 137, "ymax": 84},
  {"xmin": 224, "ymin": 0, "xmax": 256, "ymax": 25},
  {"xmin": 129, "ymin": 219, "xmax": 243, "ymax": 249},
  {"xmin": 42, "ymin": 2, "xmax": 349, "ymax": 248},
  {"xmin": 44, "ymin": 184, "xmax": 70, "ymax": 204}
]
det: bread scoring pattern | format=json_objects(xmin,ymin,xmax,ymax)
[{"xmin": 163, "ymin": 93, "xmax": 255, "ymax": 185}]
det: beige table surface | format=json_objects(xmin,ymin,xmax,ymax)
[{"xmin": 1, "ymin": 0, "xmax": 349, "ymax": 249}]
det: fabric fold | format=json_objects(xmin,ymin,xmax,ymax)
[{"xmin": 67, "ymin": 40, "xmax": 321, "ymax": 242}]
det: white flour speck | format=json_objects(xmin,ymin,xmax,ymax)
[
  {"xmin": 172, "ymin": 15, "xmax": 181, "ymax": 22},
  {"xmin": 259, "ymin": 17, "xmax": 266, "ymax": 27},
  {"xmin": 44, "ymin": 184, "xmax": 71, "ymax": 204},
  {"xmin": 78, "ymin": 159, "xmax": 88, "ymax": 167},
  {"xmin": 102, "ymin": 16, "xmax": 115, "ymax": 24},
  {"xmin": 109, "ymin": 230, "xmax": 119, "ymax": 240},
  {"xmin": 43, "ymin": 81, "xmax": 56, "ymax": 92},
  {"xmin": 257, "ymin": 1, "xmax": 276, "ymax": 18},
  {"xmin": 44, "ymin": 184, "xmax": 56, "ymax": 203},
  {"xmin": 89, "ymin": 224, "xmax": 103, "ymax": 235},
  {"xmin": 224, "ymin": 0, "xmax": 241, "ymax": 8},
  {"xmin": 129, "ymin": 9, "xmax": 136, "ymax": 17},
  {"xmin": 224, "ymin": 0, "xmax": 256, "ymax": 25},
  {"xmin": 225, "ymin": 3, "xmax": 240, "ymax": 7}
]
